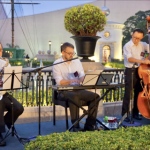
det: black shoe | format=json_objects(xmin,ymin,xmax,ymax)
[
  {"xmin": 72, "ymin": 127, "xmax": 84, "ymax": 132},
  {"xmin": 84, "ymin": 125, "xmax": 96, "ymax": 131},
  {"xmin": 0, "ymin": 133, "xmax": 6, "ymax": 147},
  {"xmin": 124, "ymin": 117, "xmax": 130, "ymax": 122},
  {"xmin": 133, "ymin": 115, "xmax": 142, "ymax": 120},
  {"xmin": 84, "ymin": 118, "xmax": 97, "ymax": 131}
]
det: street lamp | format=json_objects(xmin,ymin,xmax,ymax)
[
  {"xmin": 25, "ymin": 54, "xmax": 30, "ymax": 67},
  {"xmin": 34, "ymin": 57, "xmax": 37, "ymax": 61},
  {"xmin": 49, "ymin": 41, "xmax": 51, "ymax": 50}
]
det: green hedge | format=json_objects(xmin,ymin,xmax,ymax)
[
  {"xmin": 8, "ymin": 59, "xmax": 54, "ymax": 67},
  {"xmin": 12, "ymin": 89, "xmax": 52, "ymax": 107},
  {"xmin": 9, "ymin": 59, "xmax": 25, "ymax": 66},
  {"xmin": 32, "ymin": 60, "xmax": 53, "ymax": 68},
  {"xmin": 103, "ymin": 62, "xmax": 125, "ymax": 69},
  {"xmin": 25, "ymin": 125, "xmax": 150, "ymax": 150}
]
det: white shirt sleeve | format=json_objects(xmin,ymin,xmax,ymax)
[
  {"xmin": 52, "ymin": 58, "xmax": 85, "ymax": 85},
  {"xmin": 143, "ymin": 42, "xmax": 149, "ymax": 53},
  {"xmin": 52, "ymin": 65, "xmax": 63, "ymax": 85},
  {"xmin": 0, "ymin": 59, "xmax": 10, "ymax": 68},
  {"xmin": 123, "ymin": 44, "xmax": 132, "ymax": 60}
]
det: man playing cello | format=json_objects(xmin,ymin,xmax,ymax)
[{"xmin": 122, "ymin": 28, "xmax": 150, "ymax": 122}]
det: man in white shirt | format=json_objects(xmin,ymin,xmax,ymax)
[
  {"xmin": 122, "ymin": 28, "xmax": 150, "ymax": 122},
  {"xmin": 0, "ymin": 44, "xmax": 24, "ymax": 146},
  {"xmin": 53, "ymin": 42, "xmax": 100, "ymax": 131}
]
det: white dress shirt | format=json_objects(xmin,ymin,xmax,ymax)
[
  {"xmin": 0, "ymin": 58, "xmax": 11, "ymax": 98},
  {"xmin": 52, "ymin": 57, "xmax": 85, "ymax": 85},
  {"xmin": 0, "ymin": 57, "xmax": 11, "ymax": 68},
  {"xmin": 123, "ymin": 40, "xmax": 149, "ymax": 68}
]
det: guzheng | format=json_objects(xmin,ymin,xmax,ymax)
[{"xmin": 52, "ymin": 83, "xmax": 124, "ymax": 91}]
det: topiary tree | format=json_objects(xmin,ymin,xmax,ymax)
[
  {"xmin": 122, "ymin": 10, "xmax": 150, "ymax": 47},
  {"xmin": 64, "ymin": 4, "xmax": 106, "ymax": 36}
]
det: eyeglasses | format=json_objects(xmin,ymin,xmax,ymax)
[
  {"xmin": 64, "ymin": 51, "xmax": 76, "ymax": 56},
  {"xmin": 132, "ymin": 36, "xmax": 142, "ymax": 41}
]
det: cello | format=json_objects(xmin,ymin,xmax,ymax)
[
  {"xmin": 137, "ymin": 19, "xmax": 150, "ymax": 118},
  {"xmin": 138, "ymin": 57, "xmax": 150, "ymax": 119}
]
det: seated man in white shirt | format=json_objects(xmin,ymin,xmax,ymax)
[{"xmin": 52, "ymin": 42, "xmax": 100, "ymax": 132}]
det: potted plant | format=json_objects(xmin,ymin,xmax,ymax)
[{"xmin": 64, "ymin": 4, "xmax": 106, "ymax": 61}]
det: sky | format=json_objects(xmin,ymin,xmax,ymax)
[{"xmin": 2, "ymin": 0, "xmax": 94, "ymax": 17}]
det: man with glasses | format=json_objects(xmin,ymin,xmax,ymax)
[
  {"xmin": 122, "ymin": 28, "xmax": 150, "ymax": 122},
  {"xmin": 52, "ymin": 42, "xmax": 100, "ymax": 132}
]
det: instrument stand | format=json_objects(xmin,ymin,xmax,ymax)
[
  {"xmin": 122, "ymin": 66, "xmax": 141, "ymax": 127},
  {"xmin": 21, "ymin": 69, "xmax": 43, "ymax": 142},
  {"xmin": 67, "ymin": 87, "xmax": 116, "ymax": 131},
  {"xmin": 0, "ymin": 70, "xmax": 30, "ymax": 145},
  {"xmin": 38, "ymin": 70, "xmax": 42, "ymax": 135}
]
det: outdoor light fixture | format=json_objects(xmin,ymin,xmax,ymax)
[
  {"xmin": 49, "ymin": 41, "xmax": 51, "ymax": 50},
  {"xmin": 25, "ymin": 54, "xmax": 30, "ymax": 67},
  {"xmin": 101, "ymin": 0, "xmax": 110, "ymax": 16},
  {"xmin": 34, "ymin": 57, "xmax": 37, "ymax": 61}
]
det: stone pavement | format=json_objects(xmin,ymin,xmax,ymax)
[
  {"xmin": 1, "ymin": 116, "xmax": 150, "ymax": 150},
  {"xmin": 0, "ymin": 119, "xmax": 69, "ymax": 150}
]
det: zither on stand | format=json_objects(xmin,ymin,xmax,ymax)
[{"xmin": 0, "ymin": 68, "xmax": 29, "ymax": 145}]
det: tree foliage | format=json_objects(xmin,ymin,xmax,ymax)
[{"xmin": 122, "ymin": 10, "xmax": 150, "ymax": 47}]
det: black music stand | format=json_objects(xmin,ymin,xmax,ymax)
[{"xmin": 0, "ymin": 67, "xmax": 29, "ymax": 145}]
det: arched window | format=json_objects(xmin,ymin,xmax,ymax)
[{"xmin": 102, "ymin": 45, "xmax": 111, "ymax": 63}]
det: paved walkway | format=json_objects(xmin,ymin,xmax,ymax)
[
  {"xmin": 1, "ymin": 120, "xmax": 68, "ymax": 150},
  {"xmin": 1, "ymin": 116, "xmax": 150, "ymax": 150}
]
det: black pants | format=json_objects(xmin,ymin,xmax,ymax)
[
  {"xmin": 122, "ymin": 67, "xmax": 142, "ymax": 116},
  {"xmin": 58, "ymin": 90, "xmax": 100, "ymax": 127},
  {"xmin": 0, "ymin": 93, "xmax": 24, "ymax": 133}
]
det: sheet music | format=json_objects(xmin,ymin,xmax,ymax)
[
  {"xmin": 3, "ymin": 66, "xmax": 22, "ymax": 89},
  {"xmin": 0, "ymin": 66, "xmax": 22, "ymax": 99},
  {"xmin": 82, "ymin": 74, "xmax": 99, "ymax": 86},
  {"xmin": 82, "ymin": 70, "xmax": 103, "ymax": 86}
]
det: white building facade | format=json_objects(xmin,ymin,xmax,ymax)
[
  {"xmin": 94, "ymin": 21, "xmax": 125, "ymax": 62},
  {"xmin": 0, "ymin": 0, "xmax": 149, "ymax": 62}
]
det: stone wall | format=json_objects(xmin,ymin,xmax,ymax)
[{"xmin": 16, "ymin": 101, "xmax": 122, "ymax": 124}]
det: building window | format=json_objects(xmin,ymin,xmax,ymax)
[{"xmin": 102, "ymin": 45, "xmax": 111, "ymax": 63}]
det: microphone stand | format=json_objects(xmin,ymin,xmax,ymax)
[
  {"xmin": 128, "ymin": 66, "xmax": 135, "ymax": 124},
  {"xmin": 27, "ymin": 57, "xmax": 78, "ymax": 137},
  {"xmin": 122, "ymin": 63, "xmax": 141, "ymax": 127}
]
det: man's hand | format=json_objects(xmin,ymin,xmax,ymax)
[
  {"xmin": 142, "ymin": 59, "xmax": 150, "ymax": 65},
  {"xmin": 70, "ymin": 79, "xmax": 80, "ymax": 85}
]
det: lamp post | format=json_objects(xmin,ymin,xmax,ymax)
[
  {"xmin": 49, "ymin": 41, "xmax": 51, "ymax": 51},
  {"xmin": 25, "ymin": 54, "xmax": 30, "ymax": 67}
]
